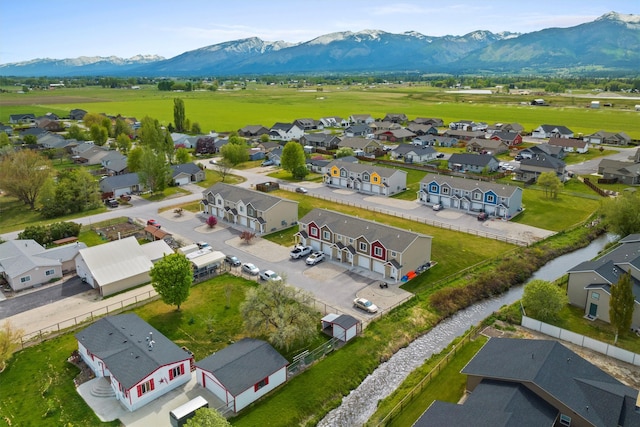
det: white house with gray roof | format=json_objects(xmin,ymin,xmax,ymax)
[
  {"xmin": 0, "ymin": 240, "xmax": 86, "ymax": 291},
  {"xmin": 99, "ymin": 172, "xmax": 143, "ymax": 197},
  {"xmin": 296, "ymin": 209, "xmax": 432, "ymax": 281},
  {"xmin": 201, "ymin": 183, "xmax": 298, "ymax": 234},
  {"xmin": 170, "ymin": 163, "xmax": 205, "ymax": 186},
  {"xmin": 418, "ymin": 174, "xmax": 523, "ymax": 219},
  {"xmin": 195, "ymin": 338, "xmax": 288, "ymax": 413},
  {"xmin": 75, "ymin": 314, "xmax": 193, "ymax": 412},
  {"xmin": 324, "ymin": 159, "xmax": 407, "ymax": 196}
]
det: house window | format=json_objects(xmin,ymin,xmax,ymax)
[
  {"xmin": 217, "ymin": 199, "xmax": 222, "ymax": 205},
  {"xmin": 442, "ymin": 187, "xmax": 450, "ymax": 195},
  {"xmin": 359, "ymin": 242, "xmax": 367, "ymax": 252},
  {"xmin": 247, "ymin": 206, "xmax": 255, "ymax": 216},
  {"xmin": 137, "ymin": 379, "xmax": 155, "ymax": 397},
  {"xmin": 374, "ymin": 247, "xmax": 383, "ymax": 257},
  {"xmin": 473, "ymin": 192, "xmax": 482, "ymax": 201},
  {"xmin": 559, "ymin": 414, "xmax": 571, "ymax": 426},
  {"xmin": 20, "ymin": 276, "xmax": 31, "ymax": 283},
  {"xmin": 591, "ymin": 292, "xmax": 600, "ymax": 300},
  {"xmin": 391, "ymin": 251, "xmax": 397, "ymax": 257},
  {"xmin": 362, "ymin": 173, "xmax": 370, "ymax": 182},
  {"xmin": 169, "ymin": 364, "xmax": 185, "ymax": 380},
  {"xmin": 349, "ymin": 238, "xmax": 354, "ymax": 243},
  {"xmin": 486, "ymin": 194, "xmax": 495, "ymax": 203},
  {"xmin": 323, "ymin": 230, "xmax": 331, "ymax": 240},
  {"xmin": 45, "ymin": 269, "xmax": 55, "ymax": 276},
  {"xmin": 340, "ymin": 169, "xmax": 347, "ymax": 177},
  {"xmin": 429, "ymin": 184, "xmax": 438, "ymax": 193},
  {"xmin": 254, "ymin": 376, "xmax": 269, "ymax": 392},
  {"xmin": 239, "ymin": 206, "xmax": 244, "ymax": 213}
]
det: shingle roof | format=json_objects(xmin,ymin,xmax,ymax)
[
  {"xmin": 170, "ymin": 162, "xmax": 201, "ymax": 178},
  {"xmin": 0, "ymin": 240, "xmax": 85, "ymax": 277},
  {"xmin": 326, "ymin": 159, "xmax": 406, "ymax": 179},
  {"xmin": 75, "ymin": 314, "xmax": 191, "ymax": 390},
  {"xmin": 195, "ymin": 338, "xmax": 288, "ymax": 396},
  {"xmin": 461, "ymin": 338, "xmax": 640, "ymax": 427},
  {"xmin": 99, "ymin": 173, "xmax": 141, "ymax": 192},
  {"xmin": 300, "ymin": 208, "xmax": 430, "ymax": 253},
  {"xmin": 448, "ymin": 153, "xmax": 498, "ymax": 167},
  {"xmin": 420, "ymin": 174, "xmax": 520, "ymax": 198},
  {"xmin": 203, "ymin": 182, "xmax": 296, "ymax": 212}
]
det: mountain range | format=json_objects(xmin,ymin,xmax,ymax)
[{"xmin": 1, "ymin": 12, "xmax": 639, "ymax": 77}]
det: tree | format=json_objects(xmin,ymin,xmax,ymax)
[
  {"xmin": 522, "ymin": 280, "xmax": 567, "ymax": 321},
  {"xmin": 23, "ymin": 134, "xmax": 37, "ymax": 145},
  {"xmin": 191, "ymin": 122, "xmax": 202, "ymax": 134},
  {"xmin": 89, "ymin": 124, "xmax": 108, "ymax": 146},
  {"xmin": 220, "ymin": 143, "xmax": 248, "ymax": 167},
  {"xmin": 281, "ymin": 141, "xmax": 306, "ymax": 176},
  {"xmin": 138, "ymin": 147, "xmax": 171, "ymax": 193},
  {"xmin": 601, "ymin": 191, "xmax": 640, "ymax": 237},
  {"xmin": 335, "ymin": 147, "xmax": 354, "ymax": 158},
  {"xmin": 39, "ymin": 168, "xmax": 101, "ymax": 218},
  {"xmin": 0, "ymin": 132, "xmax": 10, "ymax": 147},
  {"xmin": 240, "ymin": 280, "xmax": 317, "ymax": 351},
  {"xmin": 213, "ymin": 159, "xmax": 232, "ymax": 182},
  {"xmin": 609, "ymin": 272, "xmax": 635, "ymax": 344},
  {"xmin": 127, "ymin": 146, "xmax": 144, "ymax": 172},
  {"xmin": 149, "ymin": 253, "xmax": 192, "ymax": 311},
  {"xmin": 0, "ymin": 150, "xmax": 52, "ymax": 209},
  {"xmin": 82, "ymin": 112, "xmax": 105, "ymax": 129},
  {"xmin": 0, "ymin": 321, "xmax": 24, "ymax": 372},
  {"xmin": 116, "ymin": 133, "xmax": 132, "ymax": 154},
  {"xmin": 185, "ymin": 408, "xmax": 230, "ymax": 427},
  {"xmin": 174, "ymin": 98, "xmax": 186, "ymax": 132},
  {"xmin": 66, "ymin": 124, "xmax": 87, "ymax": 141},
  {"xmin": 537, "ymin": 171, "xmax": 561, "ymax": 198},
  {"xmin": 260, "ymin": 133, "xmax": 270, "ymax": 143},
  {"xmin": 175, "ymin": 147, "xmax": 191, "ymax": 164},
  {"xmin": 240, "ymin": 230, "xmax": 256, "ymax": 244},
  {"xmin": 113, "ymin": 118, "xmax": 131, "ymax": 138},
  {"xmin": 138, "ymin": 116, "xmax": 164, "ymax": 151},
  {"xmin": 206, "ymin": 215, "xmax": 217, "ymax": 228}
]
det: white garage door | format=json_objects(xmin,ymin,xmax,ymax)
[
  {"xmin": 358, "ymin": 255, "xmax": 369, "ymax": 269},
  {"xmin": 310, "ymin": 240, "xmax": 321, "ymax": 251},
  {"xmin": 174, "ymin": 177, "xmax": 189, "ymax": 186},
  {"xmin": 322, "ymin": 244, "xmax": 332, "ymax": 256},
  {"xmin": 373, "ymin": 260, "xmax": 385, "ymax": 274}
]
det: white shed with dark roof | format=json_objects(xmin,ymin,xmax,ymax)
[
  {"xmin": 321, "ymin": 313, "xmax": 360, "ymax": 342},
  {"xmin": 195, "ymin": 338, "xmax": 288, "ymax": 413}
]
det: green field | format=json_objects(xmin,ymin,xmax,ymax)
[{"xmin": 2, "ymin": 84, "xmax": 639, "ymax": 139}]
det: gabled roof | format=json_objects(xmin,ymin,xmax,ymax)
[
  {"xmin": 170, "ymin": 162, "xmax": 201, "ymax": 178},
  {"xmin": 460, "ymin": 338, "xmax": 640, "ymax": 427},
  {"xmin": 75, "ymin": 314, "xmax": 191, "ymax": 390},
  {"xmin": 420, "ymin": 174, "xmax": 521, "ymax": 198},
  {"xmin": 326, "ymin": 159, "xmax": 405, "ymax": 179},
  {"xmin": 392, "ymin": 145, "xmax": 436, "ymax": 156},
  {"xmin": 203, "ymin": 182, "xmax": 297, "ymax": 212},
  {"xmin": 519, "ymin": 155, "xmax": 566, "ymax": 170},
  {"xmin": 195, "ymin": 338, "xmax": 288, "ymax": 396},
  {"xmin": 548, "ymin": 137, "xmax": 587, "ymax": 149},
  {"xmin": 536, "ymin": 124, "xmax": 574, "ymax": 135},
  {"xmin": 338, "ymin": 137, "xmax": 381, "ymax": 149},
  {"xmin": 300, "ymin": 208, "xmax": 430, "ymax": 253},
  {"xmin": 448, "ymin": 153, "xmax": 498, "ymax": 167},
  {"xmin": 100, "ymin": 173, "xmax": 140, "ymax": 192},
  {"xmin": 0, "ymin": 240, "xmax": 86, "ymax": 277}
]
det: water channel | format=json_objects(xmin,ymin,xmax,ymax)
[{"xmin": 318, "ymin": 233, "xmax": 615, "ymax": 426}]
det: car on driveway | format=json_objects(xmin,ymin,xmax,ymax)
[
  {"xmin": 432, "ymin": 204, "xmax": 442, "ymax": 211},
  {"xmin": 295, "ymin": 187, "xmax": 308, "ymax": 194},
  {"xmin": 105, "ymin": 198, "xmax": 119, "ymax": 208},
  {"xmin": 241, "ymin": 262, "xmax": 260, "ymax": 275},
  {"xmin": 259, "ymin": 270, "xmax": 282, "ymax": 282},
  {"xmin": 436, "ymin": 153, "xmax": 445, "ymax": 158},
  {"xmin": 305, "ymin": 251, "xmax": 325, "ymax": 265},
  {"xmin": 477, "ymin": 212, "xmax": 488, "ymax": 221},
  {"xmin": 290, "ymin": 244, "xmax": 312, "ymax": 259},
  {"xmin": 261, "ymin": 159, "xmax": 274, "ymax": 167},
  {"xmin": 225, "ymin": 255, "xmax": 241, "ymax": 267},
  {"xmin": 147, "ymin": 219, "xmax": 160, "ymax": 227},
  {"xmin": 353, "ymin": 297, "xmax": 378, "ymax": 313}
]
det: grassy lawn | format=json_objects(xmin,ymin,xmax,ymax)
[
  {"xmin": 140, "ymin": 186, "xmax": 191, "ymax": 201},
  {"xmin": 563, "ymin": 149, "xmax": 618, "ymax": 165},
  {"xmin": 367, "ymin": 334, "xmax": 488, "ymax": 427}
]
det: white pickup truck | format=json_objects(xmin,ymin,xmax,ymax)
[{"xmin": 290, "ymin": 245, "xmax": 312, "ymax": 259}]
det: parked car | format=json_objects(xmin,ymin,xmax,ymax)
[
  {"xmin": 477, "ymin": 212, "xmax": 488, "ymax": 221},
  {"xmin": 147, "ymin": 219, "xmax": 160, "ymax": 227},
  {"xmin": 119, "ymin": 194, "xmax": 131, "ymax": 202},
  {"xmin": 105, "ymin": 198, "xmax": 119, "ymax": 208},
  {"xmin": 261, "ymin": 159, "xmax": 274, "ymax": 167},
  {"xmin": 196, "ymin": 241, "xmax": 211, "ymax": 250},
  {"xmin": 224, "ymin": 255, "xmax": 241, "ymax": 267},
  {"xmin": 290, "ymin": 245, "xmax": 312, "ymax": 259},
  {"xmin": 241, "ymin": 262, "xmax": 260, "ymax": 276},
  {"xmin": 259, "ymin": 270, "xmax": 282, "ymax": 282},
  {"xmin": 415, "ymin": 262, "xmax": 432, "ymax": 274},
  {"xmin": 432, "ymin": 204, "xmax": 442, "ymax": 211},
  {"xmin": 514, "ymin": 154, "xmax": 523, "ymax": 161},
  {"xmin": 353, "ymin": 297, "xmax": 378, "ymax": 313},
  {"xmin": 436, "ymin": 153, "xmax": 445, "ymax": 158},
  {"xmin": 295, "ymin": 187, "xmax": 308, "ymax": 194},
  {"xmin": 305, "ymin": 251, "xmax": 325, "ymax": 265}
]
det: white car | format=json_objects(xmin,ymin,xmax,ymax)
[
  {"xmin": 290, "ymin": 245, "xmax": 313, "ymax": 259},
  {"xmin": 259, "ymin": 270, "xmax": 282, "ymax": 282},
  {"xmin": 432, "ymin": 204, "xmax": 442, "ymax": 211},
  {"xmin": 305, "ymin": 251, "xmax": 325, "ymax": 265},
  {"xmin": 353, "ymin": 297, "xmax": 378, "ymax": 313},
  {"xmin": 241, "ymin": 262, "xmax": 260, "ymax": 276}
]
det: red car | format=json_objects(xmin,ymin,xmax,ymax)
[{"xmin": 147, "ymin": 219, "xmax": 160, "ymax": 228}]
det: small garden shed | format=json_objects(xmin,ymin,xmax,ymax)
[{"xmin": 321, "ymin": 313, "xmax": 360, "ymax": 342}]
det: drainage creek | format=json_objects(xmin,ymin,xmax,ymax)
[{"xmin": 318, "ymin": 233, "xmax": 614, "ymax": 426}]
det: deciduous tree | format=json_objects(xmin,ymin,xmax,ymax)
[
  {"xmin": 213, "ymin": 159, "xmax": 232, "ymax": 182},
  {"xmin": 221, "ymin": 143, "xmax": 248, "ymax": 166},
  {"xmin": 150, "ymin": 253, "xmax": 193, "ymax": 311},
  {"xmin": 0, "ymin": 321, "xmax": 24, "ymax": 372},
  {"xmin": 610, "ymin": 272, "xmax": 635, "ymax": 344},
  {"xmin": 174, "ymin": 98, "xmax": 186, "ymax": 132},
  {"xmin": 127, "ymin": 146, "xmax": 144, "ymax": 172},
  {"xmin": 536, "ymin": 171, "xmax": 561, "ymax": 198},
  {"xmin": 240, "ymin": 280, "xmax": 317, "ymax": 351},
  {"xmin": 206, "ymin": 215, "xmax": 217, "ymax": 228},
  {"xmin": 281, "ymin": 141, "xmax": 306, "ymax": 176},
  {"xmin": 522, "ymin": 279, "xmax": 567, "ymax": 321},
  {"xmin": 116, "ymin": 133, "xmax": 132, "ymax": 154},
  {"xmin": 601, "ymin": 191, "xmax": 640, "ymax": 237},
  {"xmin": 113, "ymin": 118, "xmax": 131, "ymax": 138},
  {"xmin": 185, "ymin": 408, "xmax": 230, "ymax": 427},
  {"xmin": 0, "ymin": 132, "xmax": 10, "ymax": 147},
  {"xmin": 0, "ymin": 150, "xmax": 52, "ymax": 209},
  {"xmin": 175, "ymin": 147, "xmax": 191, "ymax": 164},
  {"xmin": 335, "ymin": 147, "xmax": 354, "ymax": 158},
  {"xmin": 138, "ymin": 147, "xmax": 171, "ymax": 193},
  {"xmin": 89, "ymin": 124, "xmax": 108, "ymax": 146}
]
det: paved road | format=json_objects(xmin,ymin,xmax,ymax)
[{"xmin": 565, "ymin": 145, "xmax": 638, "ymax": 176}]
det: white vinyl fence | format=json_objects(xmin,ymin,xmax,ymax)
[{"xmin": 522, "ymin": 315, "xmax": 640, "ymax": 366}]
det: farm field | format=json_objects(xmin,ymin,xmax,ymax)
[{"xmin": 2, "ymin": 84, "xmax": 640, "ymax": 139}]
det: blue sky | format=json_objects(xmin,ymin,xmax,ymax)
[{"xmin": 1, "ymin": 1, "xmax": 637, "ymax": 64}]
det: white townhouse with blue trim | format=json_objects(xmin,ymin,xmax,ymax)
[{"xmin": 418, "ymin": 174, "xmax": 523, "ymax": 220}]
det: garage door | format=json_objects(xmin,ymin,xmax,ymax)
[
  {"xmin": 358, "ymin": 255, "xmax": 370, "ymax": 269},
  {"xmin": 322, "ymin": 244, "xmax": 332, "ymax": 256},
  {"xmin": 174, "ymin": 177, "xmax": 189, "ymax": 186},
  {"xmin": 310, "ymin": 241, "xmax": 321, "ymax": 251},
  {"xmin": 373, "ymin": 260, "xmax": 385, "ymax": 274}
]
